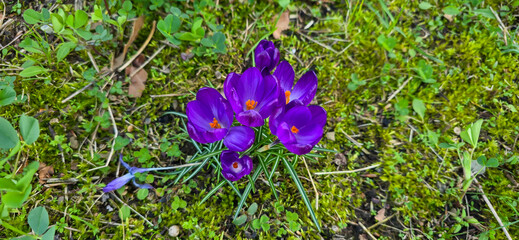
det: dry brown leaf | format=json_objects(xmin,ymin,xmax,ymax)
[
  {"xmin": 125, "ymin": 54, "xmax": 148, "ymax": 98},
  {"xmin": 38, "ymin": 163, "xmax": 54, "ymax": 184},
  {"xmin": 273, "ymin": 11, "xmax": 290, "ymax": 39},
  {"xmin": 113, "ymin": 16, "xmax": 145, "ymax": 70},
  {"xmin": 375, "ymin": 208, "xmax": 386, "ymax": 222}
]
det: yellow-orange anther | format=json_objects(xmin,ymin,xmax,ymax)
[
  {"xmin": 291, "ymin": 126, "xmax": 299, "ymax": 134},
  {"xmin": 285, "ymin": 90, "xmax": 291, "ymax": 104},
  {"xmin": 245, "ymin": 99, "xmax": 258, "ymax": 110},
  {"xmin": 209, "ymin": 118, "xmax": 221, "ymax": 129},
  {"xmin": 232, "ymin": 162, "xmax": 239, "ymax": 168}
]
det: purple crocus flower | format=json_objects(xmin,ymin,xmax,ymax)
[
  {"xmin": 273, "ymin": 61, "xmax": 318, "ymax": 106},
  {"xmin": 187, "ymin": 87, "xmax": 234, "ymax": 144},
  {"xmin": 274, "ymin": 105, "xmax": 327, "ymax": 155},
  {"xmin": 224, "ymin": 67, "xmax": 279, "ymax": 127},
  {"xmin": 220, "ymin": 150, "xmax": 253, "ymax": 181},
  {"xmin": 103, "ymin": 155, "xmax": 202, "ymax": 192},
  {"xmin": 255, "ymin": 40, "xmax": 280, "ymax": 75},
  {"xmin": 103, "ymin": 155, "xmax": 153, "ymax": 192}
]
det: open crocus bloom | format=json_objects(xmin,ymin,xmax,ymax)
[
  {"xmin": 274, "ymin": 105, "xmax": 327, "ymax": 155},
  {"xmin": 103, "ymin": 155, "xmax": 153, "ymax": 192},
  {"xmin": 273, "ymin": 61, "xmax": 318, "ymax": 106},
  {"xmin": 254, "ymin": 40, "xmax": 280, "ymax": 75},
  {"xmin": 224, "ymin": 67, "xmax": 279, "ymax": 127},
  {"xmin": 220, "ymin": 150, "xmax": 253, "ymax": 181},
  {"xmin": 187, "ymin": 87, "xmax": 234, "ymax": 143}
]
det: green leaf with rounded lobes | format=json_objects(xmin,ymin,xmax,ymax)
[
  {"xmin": 0, "ymin": 117, "xmax": 19, "ymax": 149},
  {"xmin": 19, "ymin": 114, "xmax": 40, "ymax": 145},
  {"xmin": 28, "ymin": 206, "xmax": 49, "ymax": 235}
]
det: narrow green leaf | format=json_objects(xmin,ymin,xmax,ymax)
[
  {"xmin": 51, "ymin": 14, "xmax": 64, "ymax": 33},
  {"xmin": 199, "ymin": 181, "xmax": 226, "ymax": 205},
  {"xmin": 281, "ymin": 157, "xmax": 321, "ymax": 231},
  {"xmin": 20, "ymin": 66, "xmax": 48, "ymax": 78},
  {"xmin": 0, "ymin": 117, "xmax": 19, "ymax": 149},
  {"xmin": 470, "ymin": 119, "xmax": 483, "ymax": 148},
  {"xmin": 443, "ymin": 6, "xmax": 460, "ymax": 15},
  {"xmin": 233, "ymin": 166, "xmax": 263, "ymax": 220},
  {"xmin": 412, "ymin": 98, "xmax": 426, "ymax": 120},
  {"xmin": 28, "ymin": 206, "xmax": 49, "ymax": 235},
  {"xmin": 278, "ymin": 0, "xmax": 290, "ymax": 8},
  {"xmin": 19, "ymin": 115, "xmax": 40, "ymax": 145}
]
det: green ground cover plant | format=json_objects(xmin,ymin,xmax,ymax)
[{"xmin": 1, "ymin": 0, "xmax": 519, "ymax": 239}]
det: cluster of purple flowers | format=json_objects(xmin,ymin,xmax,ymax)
[{"xmin": 187, "ymin": 40, "xmax": 327, "ymax": 182}]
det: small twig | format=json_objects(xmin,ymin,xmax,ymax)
[
  {"xmin": 111, "ymin": 193, "xmax": 154, "ymax": 226},
  {"xmin": 103, "ymin": 0, "xmax": 111, "ymax": 16},
  {"xmin": 340, "ymin": 129, "xmax": 370, "ymax": 155},
  {"xmin": 297, "ymin": 30, "xmax": 339, "ymax": 54},
  {"xmin": 367, "ymin": 213, "xmax": 397, "ymax": 230},
  {"xmin": 302, "ymin": 157, "xmax": 319, "ymax": 210},
  {"xmin": 150, "ymin": 93, "xmax": 183, "ymax": 98},
  {"xmin": 0, "ymin": 31, "xmax": 23, "ymax": 51},
  {"xmin": 315, "ymin": 164, "xmax": 380, "ymax": 175},
  {"xmin": 61, "ymin": 83, "xmax": 93, "ymax": 104},
  {"xmin": 474, "ymin": 178, "xmax": 513, "ymax": 240},
  {"xmin": 118, "ymin": 21, "xmax": 156, "ymax": 72},
  {"xmin": 358, "ymin": 221, "xmax": 378, "ymax": 240},
  {"xmin": 129, "ymin": 45, "xmax": 165, "ymax": 77},
  {"xmin": 386, "ymin": 77, "xmax": 412, "ymax": 103},
  {"xmin": 87, "ymin": 50, "xmax": 100, "ymax": 73},
  {"xmin": 87, "ymin": 104, "xmax": 118, "ymax": 172}
]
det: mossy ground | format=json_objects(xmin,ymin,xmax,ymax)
[{"xmin": 1, "ymin": 0, "xmax": 519, "ymax": 239}]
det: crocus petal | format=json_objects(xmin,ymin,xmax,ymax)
[
  {"xmin": 103, "ymin": 173, "xmax": 134, "ymax": 192},
  {"xmin": 281, "ymin": 105, "xmax": 312, "ymax": 130},
  {"xmin": 255, "ymin": 74, "xmax": 279, "ymax": 118},
  {"xmin": 308, "ymin": 105, "xmax": 327, "ymax": 127},
  {"xmin": 284, "ymin": 143, "xmax": 314, "ymax": 155},
  {"xmin": 255, "ymin": 51, "xmax": 271, "ymax": 73},
  {"xmin": 291, "ymin": 71, "xmax": 318, "ymax": 105},
  {"xmin": 269, "ymin": 100, "xmax": 304, "ymax": 136},
  {"xmin": 276, "ymin": 122, "xmax": 297, "ymax": 144},
  {"xmin": 223, "ymin": 73, "xmax": 241, "ymax": 103},
  {"xmin": 223, "ymin": 126, "xmax": 255, "ymax": 152},
  {"xmin": 187, "ymin": 121, "xmax": 228, "ymax": 143},
  {"xmin": 220, "ymin": 151, "xmax": 253, "ymax": 181},
  {"xmin": 195, "ymin": 87, "xmax": 233, "ymax": 128},
  {"xmin": 274, "ymin": 61, "xmax": 295, "ymax": 93},
  {"xmin": 236, "ymin": 110, "xmax": 264, "ymax": 127},
  {"xmin": 119, "ymin": 154, "xmax": 131, "ymax": 170},
  {"xmin": 132, "ymin": 179, "xmax": 153, "ymax": 189}
]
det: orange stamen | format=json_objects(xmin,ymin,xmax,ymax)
[
  {"xmin": 245, "ymin": 99, "xmax": 258, "ymax": 110},
  {"xmin": 285, "ymin": 90, "xmax": 291, "ymax": 104},
  {"xmin": 209, "ymin": 118, "xmax": 221, "ymax": 129},
  {"xmin": 291, "ymin": 126, "xmax": 299, "ymax": 134},
  {"xmin": 232, "ymin": 162, "xmax": 239, "ymax": 168}
]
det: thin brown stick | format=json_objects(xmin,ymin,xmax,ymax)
[
  {"xmin": 129, "ymin": 45, "xmax": 165, "ymax": 78},
  {"xmin": 315, "ymin": 164, "xmax": 380, "ymax": 175},
  {"xmin": 358, "ymin": 221, "xmax": 378, "ymax": 240},
  {"xmin": 302, "ymin": 157, "xmax": 319, "ymax": 210},
  {"xmin": 87, "ymin": 104, "xmax": 118, "ymax": 172},
  {"xmin": 118, "ymin": 21, "xmax": 156, "ymax": 72},
  {"xmin": 386, "ymin": 77, "xmax": 412, "ymax": 103},
  {"xmin": 474, "ymin": 178, "xmax": 513, "ymax": 240}
]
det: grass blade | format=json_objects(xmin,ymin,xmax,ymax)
[
  {"xmin": 258, "ymin": 155, "xmax": 278, "ymax": 200},
  {"xmin": 281, "ymin": 157, "xmax": 321, "ymax": 231},
  {"xmin": 233, "ymin": 166, "xmax": 263, "ymax": 220},
  {"xmin": 199, "ymin": 181, "xmax": 226, "ymax": 205}
]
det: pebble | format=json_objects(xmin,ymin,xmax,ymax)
[{"xmin": 168, "ymin": 225, "xmax": 180, "ymax": 237}]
